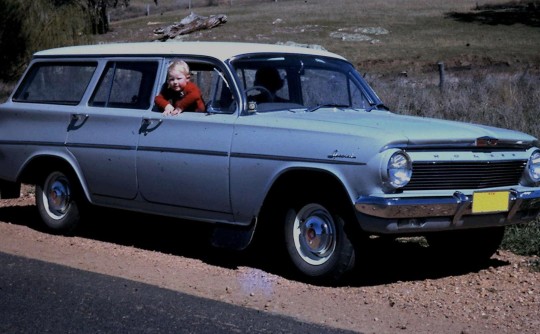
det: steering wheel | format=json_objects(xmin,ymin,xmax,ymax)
[{"xmin": 244, "ymin": 85, "xmax": 274, "ymax": 102}]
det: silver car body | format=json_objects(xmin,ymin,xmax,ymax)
[{"xmin": 1, "ymin": 42, "xmax": 539, "ymax": 278}]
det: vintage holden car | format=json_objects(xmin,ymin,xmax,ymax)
[{"xmin": 1, "ymin": 42, "xmax": 539, "ymax": 282}]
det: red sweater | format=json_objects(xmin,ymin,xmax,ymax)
[{"xmin": 154, "ymin": 81, "xmax": 206, "ymax": 112}]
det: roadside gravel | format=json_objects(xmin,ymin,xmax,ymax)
[{"xmin": 0, "ymin": 186, "xmax": 538, "ymax": 333}]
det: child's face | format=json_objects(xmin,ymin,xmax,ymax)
[{"xmin": 167, "ymin": 68, "xmax": 189, "ymax": 91}]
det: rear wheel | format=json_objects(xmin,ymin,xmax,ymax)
[
  {"xmin": 35, "ymin": 170, "xmax": 82, "ymax": 234},
  {"xmin": 284, "ymin": 201, "xmax": 355, "ymax": 282}
]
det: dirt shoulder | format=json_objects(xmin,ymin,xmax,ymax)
[{"xmin": 0, "ymin": 187, "xmax": 539, "ymax": 333}]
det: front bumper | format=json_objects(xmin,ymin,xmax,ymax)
[{"xmin": 355, "ymin": 189, "xmax": 540, "ymax": 234}]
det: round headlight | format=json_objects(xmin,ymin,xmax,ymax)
[
  {"xmin": 385, "ymin": 151, "xmax": 412, "ymax": 190},
  {"xmin": 524, "ymin": 150, "xmax": 540, "ymax": 185}
]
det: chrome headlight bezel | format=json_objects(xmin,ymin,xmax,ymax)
[
  {"xmin": 522, "ymin": 149, "xmax": 540, "ymax": 186},
  {"xmin": 381, "ymin": 150, "xmax": 412, "ymax": 192}
]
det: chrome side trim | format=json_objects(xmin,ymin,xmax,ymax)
[{"xmin": 230, "ymin": 152, "xmax": 366, "ymax": 166}]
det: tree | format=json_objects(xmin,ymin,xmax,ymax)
[
  {"xmin": 0, "ymin": 0, "xmax": 133, "ymax": 81},
  {"xmin": 81, "ymin": 0, "xmax": 130, "ymax": 34},
  {"xmin": 0, "ymin": 0, "xmax": 91, "ymax": 81},
  {"xmin": 0, "ymin": 0, "xmax": 27, "ymax": 80}
]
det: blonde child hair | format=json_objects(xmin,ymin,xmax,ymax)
[{"xmin": 168, "ymin": 60, "xmax": 191, "ymax": 79}]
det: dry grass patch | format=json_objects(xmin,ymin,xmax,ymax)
[{"xmin": 102, "ymin": 0, "xmax": 540, "ymax": 76}]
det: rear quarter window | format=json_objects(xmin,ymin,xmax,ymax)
[{"xmin": 13, "ymin": 62, "xmax": 97, "ymax": 105}]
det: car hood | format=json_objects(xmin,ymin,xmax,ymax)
[{"xmin": 283, "ymin": 109, "xmax": 537, "ymax": 148}]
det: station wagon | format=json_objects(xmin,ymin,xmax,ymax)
[{"xmin": 1, "ymin": 42, "xmax": 539, "ymax": 282}]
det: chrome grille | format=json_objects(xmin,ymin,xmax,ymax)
[{"xmin": 404, "ymin": 160, "xmax": 527, "ymax": 191}]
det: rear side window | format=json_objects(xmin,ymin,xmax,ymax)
[
  {"xmin": 13, "ymin": 62, "xmax": 97, "ymax": 105},
  {"xmin": 90, "ymin": 61, "xmax": 158, "ymax": 110}
]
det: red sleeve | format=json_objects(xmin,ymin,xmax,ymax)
[
  {"xmin": 174, "ymin": 82, "xmax": 206, "ymax": 112},
  {"xmin": 154, "ymin": 92, "xmax": 170, "ymax": 110}
]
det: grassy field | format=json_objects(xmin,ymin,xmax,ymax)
[
  {"xmin": 103, "ymin": 0, "xmax": 540, "ymax": 74},
  {"xmin": 3, "ymin": 0, "xmax": 539, "ymax": 137}
]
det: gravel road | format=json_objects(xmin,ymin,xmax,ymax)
[{"xmin": 0, "ymin": 186, "xmax": 538, "ymax": 333}]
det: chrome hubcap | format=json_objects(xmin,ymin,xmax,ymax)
[
  {"xmin": 45, "ymin": 176, "xmax": 70, "ymax": 218},
  {"xmin": 293, "ymin": 204, "xmax": 336, "ymax": 265}
]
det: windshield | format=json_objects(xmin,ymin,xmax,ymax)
[{"xmin": 231, "ymin": 54, "xmax": 383, "ymax": 113}]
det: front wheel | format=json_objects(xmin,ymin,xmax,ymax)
[
  {"xmin": 284, "ymin": 202, "xmax": 355, "ymax": 282},
  {"xmin": 35, "ymin": 170, "xmax": 82, "ymax": 234}
]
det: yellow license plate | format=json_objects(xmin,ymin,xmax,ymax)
[{"xmin": 472, "ymin": 191, "xmax": 510, "ymax": 214}]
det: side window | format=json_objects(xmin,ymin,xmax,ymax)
[
  {"xmin": 156, "ymin": 61, "xmax": 235, "ymax": 114},
  {"xmin": 13, "ymin": 62, "xmax": 97, "ymax": 105},
  {"xmin": 90, "ymin": 61, "xmax": 158, "ymax": 110}
]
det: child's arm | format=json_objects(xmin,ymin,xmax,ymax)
[
  {"xmin": 174, "ymin": 83, "xmax": 205, "ymax": 112},
  {"xmin": 155, "ymin": 91, "xmax": 175, "ymax": 114}
]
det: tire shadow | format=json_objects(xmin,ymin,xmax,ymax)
[
  {"xmin": 0, "ymin": 204, "xmax": 509, "ymax": 287},
  {"xmin": 0, "ymin": 204, "xmax": 42, "ymax": 227},
  {"xmin": 341, "ymin": 238, "xmax": 509, "ymax": 287}
]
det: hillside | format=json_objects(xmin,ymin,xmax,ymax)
[{"xmin": 100, "ymin": 0, "xmax": 540, "ymax": 75}]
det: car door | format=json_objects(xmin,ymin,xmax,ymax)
[
  {"xmin": 66, "ymin": 60, "xmax": 160, "ymax": 200},
  {"xmin": 137, "ymin": 60, "xmax": 237, "ymax": 218},
  {"xmin": 2, "ymin": 61, "xmax": 98, "ymax": 183}
]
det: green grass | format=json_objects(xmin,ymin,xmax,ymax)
[{"xmin": 503, "ymin": 222, "xmax": 540, "ymax": 270}]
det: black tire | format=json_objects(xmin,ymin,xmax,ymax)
[
  {"xmin": 426, "ymin": 226, "xmax": 505, "ymax": 264},
  {"xmin": 35, "ymin": 170, "xmax": 82, "ymax": 234},
  {"xmin": 284, "ymin": 201, "xmax": 355, "ymax": 283}
]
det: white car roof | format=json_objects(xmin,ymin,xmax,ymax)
[{"xmin": 33, "ymin": 41, "xmax": 346, "ymax": 62}]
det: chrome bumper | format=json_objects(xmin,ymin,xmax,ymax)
[{"xmin": 355, "ymin": 189, "xmax": 540, "ymax": 226}]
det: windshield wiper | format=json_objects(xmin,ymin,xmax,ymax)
[{"xmin": 306, "ymin": 104, "xmax": 350, "ymax": 113}]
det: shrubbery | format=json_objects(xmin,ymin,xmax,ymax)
[
  {"xmin": 0, "ymin": 0, "xmax": 91, "ymax": 81},
  {"xmin": 0, "ymin": 1, "xmax": 29, "ymax": 81},
  {"xmin": 503, "ymin": 222, "xmax": 540, "ymax": 269},
  {"xmin": 369, "ymin": 70, "xmax": 540, "ymax": 139}
]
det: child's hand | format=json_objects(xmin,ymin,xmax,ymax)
[{"xmin": 163, "ymin": 104, "xmax": 176, "ymax": 116}]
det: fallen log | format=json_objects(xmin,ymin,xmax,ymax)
[{"xmin": 153, "ymin": 12, "xmax": 227, "ymax": 41}]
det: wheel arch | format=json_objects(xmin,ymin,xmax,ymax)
[
  {"xmin": 18, "ymin": 154, "xmax": 90, "ymax": 202},
  {"xmin": 259, "ymin": 167, "xmax": 357, "ymax": 225}
]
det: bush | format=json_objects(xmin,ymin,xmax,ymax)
[
  {"xmin": 369, "ymin": 69, "xmax": 540, "ymax": 141},
  {"xmin": 0, "ymin": 82, "xmax": 15, "ymax": 103},
  {"xmin": 0, "ymin": 1, "xmax": 28, "ymax": 80},
  {"xmin": 0, "ymin": 0, "xmax": 91, "ymax": 81},
  {"xmin": 502, "ymin": 220, "xmax": 540, "ymax": 271}
]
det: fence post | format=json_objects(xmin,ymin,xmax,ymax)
[{"xmin": 438, "ymin": 62, "xmax": 445, "ymax": 91}]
